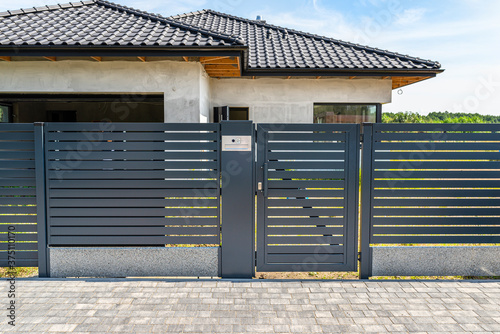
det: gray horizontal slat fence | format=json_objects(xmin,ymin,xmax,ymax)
[
  {"xmin": 368, "ymin": 123, "xmax": 500, "ymax": 244},
  {"xmin": 45, "ymin": 122, "xmax": 220, "ymax": 246},
  {"xmin": 256, "ymin": 124, "xmax": 359, "ymax": 272},
  {"xmin": 0, "ymin": 124, "xmax": 38, "ymax": 267}
]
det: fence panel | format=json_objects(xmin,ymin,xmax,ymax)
[
  {"xmin": 368, "ymin": 123, "xmax": 500, "ymax": 244},
  {"xmin": 0, "ymin": 124, "xmax": 38, "ymax": 267},
  {"xmin": 45, "ymin": 123, "xmax": 220, "ymax": 246}
]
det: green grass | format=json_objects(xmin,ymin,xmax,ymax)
[
  {"xmin": 371, "ymin": 275, "xmax": 500, "ymax": 280},
  {"xmin": 0, "ymin": 267, "xmax": 38, "ymax": 278}
]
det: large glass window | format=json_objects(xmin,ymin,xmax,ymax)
[
  {"xmin": 313, "ymin": 104, "xmax": 379, "ymax": 124},
  {"xmin": 0, "ymin": 105, "xmax": 10, "ymax": 123}
]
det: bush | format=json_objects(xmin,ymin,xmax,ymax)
[{"xmin": 383, "ymin": 111, "xmax": 498, "ymax": 123}]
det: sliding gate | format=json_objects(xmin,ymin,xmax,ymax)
[{"xmin": 256, "ymin": 124, "xmax": 360, "ymax": 272}]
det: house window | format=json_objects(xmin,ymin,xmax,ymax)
[
  {"xmin": 0, "ymin": 105, "xmax": 11, "ymax": 123},
  {"xmin": 229, "ymin": 107, "xmax": 249, "ymax": 121},
  {"xmin": 213, "ymin": 106, "xmax": 249, "ymax": 122},
  {"xmin": 313, "ymin": 104, "xmax": 381, "ymax": 124}
]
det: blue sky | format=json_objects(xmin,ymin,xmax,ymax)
[{"xmin": 2, "ymin": 0, "xmax": 500, "ymax": 115}]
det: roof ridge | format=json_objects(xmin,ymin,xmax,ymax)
[
  {"xmin": 0, "ymin": 0, "xmax": 96, "ymax": 17},
  {"xmin": 169, "ymin": 9, "xmax": 210, "ymax": 19},
  {"xmin": 170, "ymin": 9, "xmax": 440, "ymax": 69},
  {"xmin": 94, "ymin": 1, "xmax": 245, "ymax": 45}
]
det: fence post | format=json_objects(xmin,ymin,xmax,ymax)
[
  {"xmin": 220, "ymin": 121, "xmax": 255, "ymax": 278},
  {"xmin": 360, "ymin": 123, "xmax": 374, "ymax": 279},
  {"xmin": 34, "ymin": 122, "xmax": 49, "ymax": 277}
]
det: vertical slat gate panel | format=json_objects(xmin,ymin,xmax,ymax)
[
  {"xmin": 0, "ymin": 124, "xmax": 38, "ymax": 267},
  {"xmin": 256, "ymin": 123, "xmax": 360, "ymax": 272},
  {"xmin": 45, "ymin": 123, "xmax": 220, "ymax": 246}
]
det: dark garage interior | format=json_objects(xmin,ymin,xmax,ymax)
[{"xmin": 0, "ymin": 93, "xmax": 164, "ymax": 123}]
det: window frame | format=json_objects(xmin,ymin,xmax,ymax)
[
  {"xmin": 0, "ymin": 104, "xmax": 12, "ymax": 123},
  {"xmin": 213, "ymin": 106, "xmax": 250, "ymax": 122}
]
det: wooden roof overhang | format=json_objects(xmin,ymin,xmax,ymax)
[
  {"xmin": 240, "ymin": 68, "xmax": 444, "ymax": 89},
  {"xmin": 0, "ymin": 46, "xmax": 246, "ymax": 78}
]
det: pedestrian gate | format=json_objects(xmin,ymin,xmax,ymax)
[{"xmin": 256, "ymin": 124, "xmax": 360, "ymax": 272}]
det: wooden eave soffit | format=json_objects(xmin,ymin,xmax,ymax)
[
  {"xmin": 392, "ymin": 76, "xmax": 432, "ymax": 89},
  {"xmin": 200, "ymin": 56, "xmax": 241, "ymax": 78}
]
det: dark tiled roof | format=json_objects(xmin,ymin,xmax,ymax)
[
  {"xmin": 0, "ymin": 1, "xmax": 243, "ymax": 47},
  {"xmin": 171, "ymin": 9, "xmax": 441, "ymax": 71},
  {"xmin": 0, "ymin": 1, "xmax": 441, "ymax": 72}
]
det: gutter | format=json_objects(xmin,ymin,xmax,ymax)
[
  {"xmin": 0, "ymin": 45, "xmax": 248, "ymax": 58},
  {"xmin": 242, "ymin": 68, "xmax": 444, "ymax": 78}
]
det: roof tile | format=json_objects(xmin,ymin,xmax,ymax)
[
  {"xmin": 0, "ymin": 0, "xmax": 242, "ymax": 48},
  {"xmin": 171, "ymin": 9, "xmax": 441, "ymax": 71}
]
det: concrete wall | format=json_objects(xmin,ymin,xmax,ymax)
[
  {"xmin": 210, "ymin": 77, "xmax": 392, "ymax": 123},
  {"xmin": 0, "ymin": 60, "xmax": 205, "ymax": 123},
  {"xmin": 372, "ymin": 246, "xmax": 500, "ymax": 277},
  {"xmin": 49, "ymin": 247, "xmax": 219, "ymax": 278}
]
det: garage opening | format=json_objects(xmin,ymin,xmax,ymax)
[{"xmin": 0, "ymin": 93, "xmax": 164, "ymax": 123}]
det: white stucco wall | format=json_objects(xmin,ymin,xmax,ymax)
[
  {"xmin": 0, "ymin": 60, "xmax": 205, "ymax": 123},
  {"xmin": 210, "ymin": 77, "xmax": 392, "ymax": 123},
  {"xmin": 199, "ymin": 70, "xmax": 211, "ymax": 123},
  {"xmin": 0, "ymin": 60, "xmax": 393, "ymax": 123}
]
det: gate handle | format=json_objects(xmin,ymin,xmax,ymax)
[{"xmin": 263, "ymin": 162, "xmax": 268, "ymax": 197}]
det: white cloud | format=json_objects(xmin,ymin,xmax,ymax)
[
  {"xmin": 394, "ymin": 8, "xmax": 426, "ymax": 25},
  {"xmin": 375, "ymin": 17, "xmax": 499, "ymax": 45}
]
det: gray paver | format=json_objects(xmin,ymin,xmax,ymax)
[{"xmin": 0, "ymin": 279, "xmax": 499, "ymax": 333}]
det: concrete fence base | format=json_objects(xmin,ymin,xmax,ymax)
[
  {"xmin": 372, "ymin": 246, "xmax": 500, "ymax": 277},
  {"xmin": 49, "ymin": 247, "xmax": 219, "ymax": 278}
]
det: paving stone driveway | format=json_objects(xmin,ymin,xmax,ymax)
[{"xmin": 1, "ymin": 279, "xmax": 499, "ymax": 333}]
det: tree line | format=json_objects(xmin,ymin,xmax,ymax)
[{"xmin": 382, "ymin": 111, "xmax": 500, "ymax": 123}]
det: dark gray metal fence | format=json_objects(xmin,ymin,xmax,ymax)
[
  {"xmin": 361, "ymin": 123, "xmax": 500, "ymax": 277},
  {"xmin": 0, "ymin": 124, "xmax": 38, "ymax": 267},
  {"xmin": 44, "ymin": 123, "xmax": 220, "ymax": 246},
  {"xmin": 256, "ymin": 124, "xmax": 360, "ymax": 272},
  {"xmin": 3, "ymin": 121, "xmax": 500, "ymax": 278}
]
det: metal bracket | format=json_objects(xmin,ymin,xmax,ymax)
[{"xmin": 358, "ymin": 252, "xmax": 362, "ymax": 261}]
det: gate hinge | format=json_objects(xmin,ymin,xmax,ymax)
[
  {"xmin": 360, "ymin": 134, "xmax": 364, "ymax": 142},
  {"xmin": 358, "ymin": 252, "xmax": 362, "ymax": 261}
]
